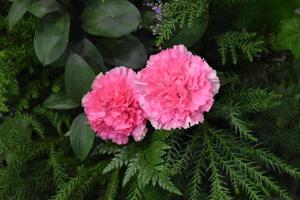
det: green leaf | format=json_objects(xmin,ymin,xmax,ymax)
[
  {"xmin": 122, "ymin": 155, "xmax": 140, "ymax": 187},
  {"xmin": 157, "ymin": 174, "xmax": 182, "ymax": 195},
  {"xmin": 106, "ymin": 169, "xmax": 120, "ymax": 200},
  {"xmin": 98, "ymin": 35, "xmax": 147, "ymax": 69},
  {"xmin": 69, "ymin": 113, "xmax": 95, "ymax": 161},
  {"xmin": 34, "ymin": 13, "xmax": 70, "ymax": 65},
  {"xmin": 7, "ymin": 0, "xmax": 31, "ymax": 29},
  {"xmin": 276, "ymin": 17, "xmax": 300, "ymax": 59},
  {"xmin": 81, "ymin": 0, "xmax": 141, "ymax": 38},
  {"xmin": 28, "ymin": 0, "xmax": 61, "ymax": 18},
  {"xmin": 164, "ymin": 14, "xmax": 208, "ymax": 48},
  {"xmin": 65, "ymin": 53, "xmax": 95, "ymax": 103},
  {"xmin": 43, "ymin": 92, "xmax": 80, "ymax": 109},
  {"xmin": 74, "ymin": 38, "xmax": 107, "ymax": 73}
]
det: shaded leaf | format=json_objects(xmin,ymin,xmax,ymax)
[
  {"xmin": 34, "ymin": 13, "xmax": 70, "ymax": 65},
  {"xmin": 7, "ymin": 0, "xmax": 31, "ymax": 29},
  {"xmin": 98, "ymin": 35, "xmax": 147, "ymax": 69},
  {"xmin": 276, "ymin": 17, "xmax": 300, "ymax": 59},
  {"xmin": 81, "ymin": 0, "xmax": 141, "ymax": 38},
  {"xmin": 75, "ymin": 38, "xmax": 106, "ymax": 73},
  {"xmin": 65, "ymin": 53, "xmax": 95, "ymax": 102},
  {"xmin": 43, "ymin": 92, "xmax": 80, "ymax": 109},
  {"xmin": 69, "ymin": 113, "xmax": 95, "ymax": 161},
  {"xmin": 28, "ymin": 0, "xmax": 61, "ymax": 18}
]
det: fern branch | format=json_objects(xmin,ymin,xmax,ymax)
[
  {"xmin": 156, "ymin": 0, "xmax": 207, "ymax": 46},
  {"xmin": 204, "ymin": 133, "xmax": 232, "ymax": 200},
  {"xmin": 106, "ymin": 168, "xmax": 120, "ymax": 200},
  {"xmin": 217, "ymin": 31, "xmax": 263, "ymax": 65},
  {"xmin": 49, "ymin": 147, "xmax": 67, "ymax": 188}
]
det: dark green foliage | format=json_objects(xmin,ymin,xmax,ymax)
[
  {"xmin": 276, "ymin": 17, "xmax": 300, "ymax": 59},
  {"xmin": 99, "ymin": 131, "xmax": 182, "ymax": 197},
  {"xmin": 156, "ymin": 0, "xmax": 208, "ymax": 46},
  {"xmin": 1, "ymin": 0, "xmax": 300, "ymax": 199},
  {"xmin": 151, "ymin": 84, "xmax": 299, "ymax": 200},
  {"xmin": 217, "ymin": 31, "xmax": 264, "ymax": 65},
  {"xmin": 0, "ymin": 110, "xmax": 69, "ymax": 199},
  {"xmin": 0, "ymin": 15, "xmax": 38, "ymax": 112}
]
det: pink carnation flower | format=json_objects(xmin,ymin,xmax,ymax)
[
  {"xmin": 82, "ymin": 67, "xmax": 147, "ymax": 145},
  {"xmin": 136, "ymin": 45, "xmax": 220, "ymax": 130}
]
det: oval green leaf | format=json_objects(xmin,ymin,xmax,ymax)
[
  {"xmin": 81, "ymin": 0, "xmax": 141, "ymax": 38},
  {"xmin": 276, "ymin": 17, "xmax": 300, "ymax": 59},
  {"xmin": 69, "ymin": 113, "xmax": 95, "ymax": 161},
  {"xmin": 97, "ymin": 35, "xmax": 147, "ymax": 69},
  {"xmin": 74, "ymin": 38, "xmax": 107, "ymax": 73},
  {"xmin": 34, "ymin": 13, "xmax": 70, "ymax": 65},
  {"xmin": 164, "ymin": 14, "xmax": 208, "ymax": 48},
  {"xmin": 28, "ymin": 0, "xmax": 61, "ymax": 18},
  {"xmin": 43, "ymin": 92, "xmax": 80, "ymax": 109},
  {"xmin": 8, "ymin": 0, "xmax": 32, "ymax": 29},
  {"xmin": 65, "ymin": 53, "xmax": 95, "ymax": 103}
]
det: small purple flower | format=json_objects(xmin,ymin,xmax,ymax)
[
  {"xmin": 144, "ymin": 0, "xmax": 164, "ymax": 35},
  {"xmin": 153, "ymin": 6, "xmax": 161, "ymax": 14}
]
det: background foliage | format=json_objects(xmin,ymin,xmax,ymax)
[{"xmin": 0, "ymin": 0, "xmax": 300, "ymax": 199}]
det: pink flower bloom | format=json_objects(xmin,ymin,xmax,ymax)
[
  {"xmin": 82, "ymin": 67, "xmax": 147, "ymax": 145},
  {"xmin": 136, "ymin": 45, "xmax": 220, "ymax": 130}
]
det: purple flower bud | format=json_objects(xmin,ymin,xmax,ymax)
[{"xmin": 153, "ymin": 6, "xmax": 161, "ymax": 14}]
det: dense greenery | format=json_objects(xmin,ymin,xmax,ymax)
[{"xmin": 0, "ymin": 0, "xmax": 300, "ymax": 199}]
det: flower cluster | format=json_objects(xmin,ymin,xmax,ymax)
[
  {"xmin": 82, "ymin": 45, "xmax": 220, "ymax": 144},
  {"xmin": 145, "ymin": 0, "xmax": 164, "ymax": 36},
  {"xmin": 82, "ymin": 67, "xmax": 147, "ymax": 145}
]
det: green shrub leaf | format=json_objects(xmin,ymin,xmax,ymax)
[
  {"xmin": 75, "ymin": 38, "xmax": 107, "ymax": 73},
  {"xmin": 34, "ymin": 13, "xmax": 70, "ymax": 65},
  {"xmin": 43, "ymin": 92, "xmax": 80, "ymax": 109},
  {"xmin": 28, "ymin": 0, "xmax": 61, "ymax": 18},
  {"xmin": 81, "ymin": 0, "xmax": 141, "ymax": 38},
  {"xmin": 69, "ymin": 113, "xmax": 95, "ymax": 161},
  {"xmin": 98, "ymin": 35, "xmax": 147, "ymax": 69},
  {"xmin": 65, "ymin": 53, "xmax": 95, "ymax": 103},
  {"xmin": 276, "ymin": 17, "xmax": 300, "ymax": 59},
  {"xmin": 8, "ymin": 0, "xmax": 32, "ymax": 29}
]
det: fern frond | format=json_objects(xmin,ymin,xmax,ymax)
[
  {"xmin": 21, "ymin": 113, "xmax": 45, "ymax": 139},
  {"xmin": 209, "ymin": 128, "xmax": 295, "ymax": 200},
  {"xmin": 157, "ymin": 174, "xmax": 182, "ymax": 195},
  {"xmin": 52, "ymin": 162, "xmax": 106, "ymax": 200},
  {"xmin": 122, "ymin": 154, "xmax": 141, "ymax": 187},
  {"xmin": 237, "ymin": 88, "xmax": 282, "ymax": 113},
  {"xmin": 49, "ymin": 147, "xmax": 67, "ymax": 188},
  {"xmin": 127, "ymin": 181, "xmax": 142, "ymax": 200},
  {"xmin": 204, "ymin": 133, "xmax": 232, "ymax": 200},
  {"xmin": 187, "ymin": 147, "xmax": 207, "ymax": 200},
  {"xmin": 244, "ymin": 147, "xmax": 300, "ymax": 180},
  {"xmin": 92, "ymin": 142, "xmax": 120, "ymax": 156},
  {"xmin": 217, "ymin": 31, "xmax": 263, "ymax": 65},
  {"xmin": 103, "ymin": 147, "xmax": 132, "ymax": 174},
  {"xmin": 220, "ymin": 158, "xmax": 263, "ymax": 200},
  {"xmin": 106, "ymin": 169, "xmax": 120, "ymax": 200},
  {"xmin": 33, "ymin": 107, "xmax": 71, "ymax": 135},
  {"xmin": 156, "ymin": 0, "xmax": 207, "ymax": 46},
  {"xmin": 228, "ymin": 107, "xmax": 256, "ymax": 142},
  {"xmin": 52, "ymin": 167, "xmax": 87, "ymax": 200},
  {"xmin": 101, "ymin": 131, "xmax": 181, "ymax": 197},
  {"xmin": 214, "ymin": 103, "xmax": 257, "ymax": 142}
]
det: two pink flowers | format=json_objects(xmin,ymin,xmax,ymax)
[{"xmin": 82, "ymin": 45, "xmax": 220, "ymax": 145}]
